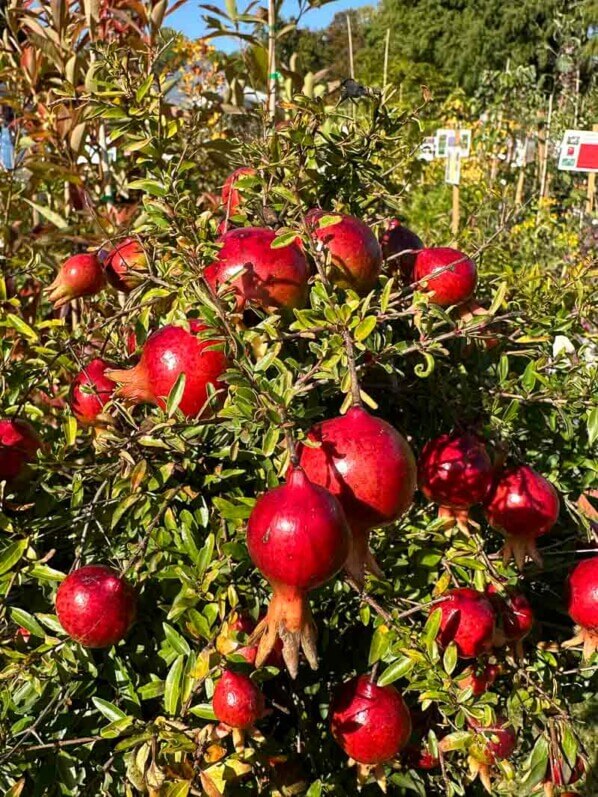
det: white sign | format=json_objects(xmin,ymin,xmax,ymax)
[
  {"xmin": 513, "ymin": 137, "xmax": 537, "ymax": 168},
  {"xmin": 436, "ymin": 128, "xmax": 471, "ymax": 159},
  {"xmin": 445, "ymin": 146, "xmax": 461, "ymax": 185},
  {"xmin": 558, "ymin": 129, "xmax": 598, "ymax": 173}
]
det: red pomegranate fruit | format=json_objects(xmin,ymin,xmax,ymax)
[
  {"xmin": 486, "ymin": 584, "xmax": 533, "ymax": 652},
  {"xmin": 412, "ymin": 247, "xmax": 477, "ymax": 307},
  {"xmin": 212, "ymin": 669, "xmax": 265, "ymax": 730},
  {"xmin": 329, "ymin": 675, "xmax": 411, "ymax": 784},
  {"xmin": 246, "ymin": 467, "xmax": 349, "ymax": 678},
  {"xmin": 205, "ymin": 227, "xmax": 309, "ymax": 312},
  {"xmin": 221, "ymin": 167, "xmax": 256, "ymax": 216},
  {"xmin": 563, "ymin": 556, "xmax": 598, "ymax": 659},
  {"xmin": 70, "ymin": 358, "xmax": 116, "ymax": 426},
  {"xmin": 457, "ymin": 662, "xmax": 500, "ymax": 696},
  {"xmin": 0, "ymin": 419, "xmax": 40, "ymax": 483},
  {"xmin": 104, "ymin": 237, "xmax": 147, "ymax": 292},
  {"xmin": 418, "ymin": 432, "xmax": 493, "ymax": 529},
  {"xmin": 47, "ymin": 253, "xmax": 106, "ymax": 308},
  {"xmin": 468, "ymin": 717, "xmax": 517, "ymax": 792},
  {"xmin": 380, "ymin": 219, "xmax": 424, "ymax": 281},
  {"xmin": 434, "ymin": 588, "xmax": 496, "ymax": 659},
  {"xmin": 484, "ymin": 465, "xmax": 559, "ymax": 568},
  {"xmin": 106, "ymin": 321, "xmax": 228, "ymax": 418},
  {"xmin": 295, "ymin": 406, "xmax": 416, "ymax": 585},
  {"xmin": 55, "ymin": 564, "xmax": 136, "ymax": 647},
  {"xmin": 307, "ymin": 210, "xmax": 382, "ymax": 294}
]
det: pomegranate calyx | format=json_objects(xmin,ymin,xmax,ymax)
[
  {"xmin": 502, "ymin": 535, "xmax": 543, "ymax": 570},
  {"xmin": 106, "ymin": 363, "xmax": 156, "ymax": 406},
  {"xmin": 562, "ymin": 626, "xmax": 598, "ymax": 660}
]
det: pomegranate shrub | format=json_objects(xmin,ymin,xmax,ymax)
[{"xmin": 0, "ymin": 8, "xmax": 596, "ymax": 796}]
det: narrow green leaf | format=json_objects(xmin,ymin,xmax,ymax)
[
  {"xmin": 166, "ymin": 373, "xmax": 187, "ymax": 417},
  {"xmin": 354, "ymin": 315, "xmax": 377, "ymax": 341},
  {"xmin": 4, "ymin": 314, "xmax": 38, "ymax": 342},
  {"xmin": 0, "ymin": 539, "xmax": 28, "ymax": 576},
  {"xmin": 92, "ymin": 697, "xmax": 128, "ymax": 723},
  {"xmin": 377, "ymin": 657, "xmax": 414, "ymax": 686},
  {"xmin": 10, "ymin": 608, "xmax": 45, "ymax": 637},
  {"xmin": 22, "ymin": 198, "xmax": 68, "ymax": 229},
  {"xmin": 164, "ymin": 655, "xmax": 185, "ymax": 715}
]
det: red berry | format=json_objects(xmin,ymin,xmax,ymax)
[
  {"xmin": 413, "ymin": 247, "xmax": 477, "ymax": 307},
  {"xmin": 296, "ymin": 406, "xmax": 416, "ymax": 584},
  {"xmin": 55, "ymin": 565, "xmax": 136, "ymax": 647},
  {"xmin": 47, "ymin": 253, "xmax": 106, "ymax": 308},
  {"xmin": 70, "ymin": 358, "xmax": 116, "ymax": 426},
  {"xmin": 205, "ymin": 227, "xmax": 309, "ymax": 312},
  {"xmin": 435, "ymin": 588, "xmax": 496, "ymax": 659},
  {"xmin": 329, "ymin": 675, "xmax": 412, "ymax": 765},
  {"xmin": 106, "ymin": 321, "xmax": 228, "ymax": 418},
  {"xmin": 0, "ymin": 419, "xmax": 40, "ymax": 482},
  {"xmin": 104, "ymin": 238, "xmax": 147, "ymax": 292},
  {"xmin": 247, "ymin": 467, "xmax": 349, "ymax": 677},
  {"xmin": 212, "ymin": 669, "xmax": 265, "ymax": 729},
  {"xmin": 484, "ymin": 465, "xmax": 559, "ymax": 568},
  {"xmin": 380, "ymin": 219, "xmax": 424, "ymax": 281},
  {"xmin": 307, "ymin": 210, "xmax": 382, "ymax": 294},
  {"xmin": 486, "ymin": 585, "xmax": 533, "ymax": 643},
  {"xmin": 221, "ymin": 167, "xmax": 256, "ymax": 216},
  {"xmin": 418, "ymin": 433, "xmax": 493, "ymax": 510}
]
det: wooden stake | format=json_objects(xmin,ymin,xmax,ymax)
[
  {"xmin": 383, "ymin": 28, "xmax": 390, "ymax": 90},
  {"xmin": 267, "ymin": 0, "xmax": 277, "ymax": 120},
  {"xmin": 539, "ymin": 92, "xmax": 554, "ymax": 200},
  {"xmin": 515, "ymin": 167, "xmax": 525, "ymax": 206},
  {"xmin": 347, "ymin": 14, "xmax": 354, "ymax": 80},
  {"xmin": 451, "ymin": 129, "xmax": 461, "ymax": 237}
]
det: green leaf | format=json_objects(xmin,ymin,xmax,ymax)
[
  {"xmin": 164, "ymin": 655, "xmax": 185, "ymax": 715},
  {"xmin": 377, "ymin": 657, "xmax": 414, "ymax": 686},
  {"xmin": 188, "ymin": 703, "xmax": 216, "ymax": 720},
  {"xmin": 163, "ymin": 623, "xmax": 191, "ymax": 656},
  {"xmin": 439, "ymin": 731, "xmax": 472, "ymax": 752},
  {"xmin": 0, "ymin": 539, "xmax": 28, "ymax": 576},
  {"xmin": 4, "ymin": 314, "xmax": 38, "ymax": 342},
  {"xmin": 167, "ymin": 373, "xmax": 187, "ymax": 417},
  {"xmin": 271, "ymin": 231, "xmax": 300, "ymax": 249},
  {"xmin": 127, "ymin": 178, "xmax": 167, "ymax": 197},
  {"xmin": 587, "ymin": 407, "xmax": 598, "ymax": 447},
  {"xmin": 161, "ymin": 783, "xmax": 191, "ymax": 797},
  {"xmin": 423, "ymin": 607, "xmax": 442, "ymax": 643},
  {"xmin": 22, "ymin": 198, "xmax": 68, "ymax": 229},
  {"xmin": 92, "ymin": 697, "xmax": 128, "ymax": 723},
  {"xmin": 443, "ymin": 642, "xmax": 458, "ymax": 675},
  {"xmin": 10, "ymin": 608, "xmax": 45, "ymax": 637},
  {"xmin": 354, "ymin": 315, "xmax": 377, "ymax": 341},
  {"xmin": 368, "ymin": 624, "xmax": 391, "ymax": 665}
]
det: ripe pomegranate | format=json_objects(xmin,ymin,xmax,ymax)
[
  {"xmin": 0, "ymin": 419, "xmax": 40, "ymax": 483},
  {"xmin": 307, "ymin": 210, "xmax": 382, "ymax": 294},
  {"xmin": 205, "ymin": 227, "xmax": 309, "ymax": 313},
  {"xmin": 212, "ymin": 669, "xmax": 265, "ymax": 730},
  {"xmin": 457, "ymin": 662, "xmax": 500, "ymax": 696},
  {"xmin": 412, "ymin": 247, "xmax": 477, "ymax": 307},
  {"xmin": 246, "ymin": 467, "xmax": 349, "ymax": 678},
  {"xmin": 468, "ymin": 717, "xmax": 517, "ymax": 792},
  {"xmin": 221, "ymin": 167, "xmax": 256, "ymax": 216},
  {"xmin": 47, "ymin": 253, "xmax": 106, "ymax": 308},
  {"xmin": 563, "ymin": 556, "xmax": 598, "ymax": 659},
  {"xmin": 70, "ymin": 358, "xmax": 116, "ymax": 426},
  {"xmin": 295, "ymin": 406, "xmax": 416, "ymax": 585},
  {"xmin": 434, "ymin": 588, "xmax": 496, "ymax": 659},
  {"xmin": 486, "ymin": 584, "xmax": 533, "ymax": 652},
  {"xmin": 106, "ymin": 321, "xmax": 228, "ymax": 418},
  {"xmin": 417, "ymin": 432, "xmax": 493, "ymax": 529},
  {"xmin": 55, "ymin": 564, "xmax": 136, "ymax": 647},
  {"xmin": 380, "ymin": 219, "xmax": 424, "ymax": 281},
  {"xmin": 104, "ymin": 237, "xmax": 147, "ymax": 292},
  {"xmin": 484, "ymin": 465, "xmax": 560, "ymax": 568},
  {"xmin": 329, "ymin": 675, "xmax": 411, "ymax": 780}
]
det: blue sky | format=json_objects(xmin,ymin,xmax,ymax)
[{"xmin": 167, "ymin": 0, "xmax": 374, "ymax": 47}]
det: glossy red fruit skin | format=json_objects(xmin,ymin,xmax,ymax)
[
  {"xmin": 458, "ymin": 662, "xmax": 500, "ymax": 696},
  {"xmin": 486, "ymin": 585, "xmax": 533, "ymax": 641},
  {"xmin": 547, "ymin": 756, "xmax": 585, "ymax": 787},
  {"xmin": 70, "ymin": 359, "xmax": 116, "ymax": 425},
  {"xmin": 212, "ymin": 669, "xmax": 264, "ymax": 729},
  {"xmin": 0, "ymin": 419, "xmax": 40, "ymax": 482},
  {"xmin": 106, "ymin": 321, "xmax": 228, "ymax": 418},
  {"xmin": 307, "ymin": 210, "xmax": 382, "ymax": 294},
  {"xmin": 205, "ymin": 227, "xmax": 309, "ymax": 312},
  {"xmin": 435, "ymin": 588, "xmax": 496, "ymax": 659},
  {"xmin": 470, "ymin": 717, "xmax": 517, "ymax": 764},
  {"xmin": 329, "ymin": 675, "xmax": 412, "ymax": 765},
  {"xmin": 48, "ymin": 253, "xmax": 106, "ymax": 308},
  {"xmin": 55, "ymin": 565, "xmax": 136, "ymax": 647},
  {"xmin": 418, "ymin": 433, "xmax": 493, "ymax": 510},
  {"xmin": 566, "ymin": 557, "xmax": 598, "ymax": 630},
  {"xmin": 413, "ymin": 247, "xmax": 477, "ymax": 307},
  {"xmin": 221, "ymin": 167, "xmax": 256, "ymax": 216},
  {"xmin": 380, "ymin": 219, "xmax": 424, "ymax": 281},
  {"xmin": 484, "ymin": 465, "xmax": 559, "ymax": 540},
  {"xmin": 104, "ymin": 238, "xmax": 147, "ymax": 292}
]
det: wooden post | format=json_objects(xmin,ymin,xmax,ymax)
[
  {"xmin": 383, "ymin": 28, "xmax": 390, "ymax": 91},
  {"xmin": 347, "ymin": 14, "xmax": 354, "ymax": 80},
  {"xmin": 515, "ymin": 137, "xmax": 527, "ymax": 206},
  {"xmin": 451, "ymin": 129, "xmax": 461, "ymax": 237},
  {"xmin": 587, "ymin": 123, "xmax": 598, "ymax": 214},
  {"xmin": 539, "ymin": 92, "xmax": 554, "ymax": 200}
]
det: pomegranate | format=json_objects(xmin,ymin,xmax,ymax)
[
  {"xmin": 486, "ymin": 584, "xmax": 533, "ymax": 651},
  {"xmin": 295, "ymin": 406, "xmax": 416, "ymax": 585},
  {"xmin": 0, "ymin": 418, "xmax": 40, "ymax": 483},
  {"xmin": 246, "ymin": 467, "xmax": 349, "ymax": 678},
  {"xmin": 55, "ymin": 564, "xmax": 136, "ymax": 647},
  {"xmin": 484, "ymin": 465, "xmax": 560, "ymax": 568},
  {"xmin": 212, "ymin": 669, "xmax": 265, "ymax": 730},
  {"xmin": 380, "ymin": 219, "xmax": 424, "ymax": 281},
  {"xmin": 434, "ymin": 588, "xmax": 496, "ymax": 659},
  {"xmin": 205, "ymin": 227, "xmax": 309, "ymax": 313},
  {"xmin": 104, "ymin": 237, "xmax": 147, "ymax": 292},
  {"xmin": 329, "ymin": 675, "xmax": 411, "ymax": 785},
  {"xmin": 457, "ymin": 662, "xmax": 500, "ymax": 696},
  {"xmin": 47, "ymin": 253, "xmax": 106, "ymax": 308},
  {"xmin": 468, "ymin": 716, "xmax": 517, "ymax": 792},
  {"xmin": 221, "ymin": 167, "xmax": 256, "ymax": 216},
  {"xmin": 106, "ymin": 321, "xmax": 228, "ymax": 418},
  {"xmin": 417, "ymin": 432, "xmax": 493, "ymax": 529},
  {"xmin": 404, "ymin": 744, "xmax": 440, "ymax": 770},
  {"xmin": 216, "ymin": 612, "xmax": 283, "ymax": 667},
  {"xmin": 70, "ymin": 358, "xmax": 116, "ymax": 426},
  {"xmin": 563, "ymin": 556, "xmax": 598, "ymax": 659},
  {"xmin": 412, "ymin": 247, "xmax": 477, "ymax": 307},
  {"xmin": 307, "ymin": 210, "xmax": 382, "ymax": 294}
]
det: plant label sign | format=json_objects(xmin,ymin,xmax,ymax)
[
  {"xmin": 436, "ymin": 129, "xmax": 471, "ymax": 159},
  {"xmin": 445, "ymin": 146, "xmax": 461, "ymax": 185},
  {"xmin": 558, "ymin": 129, "xmax": 598, "ymax": 172}
]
